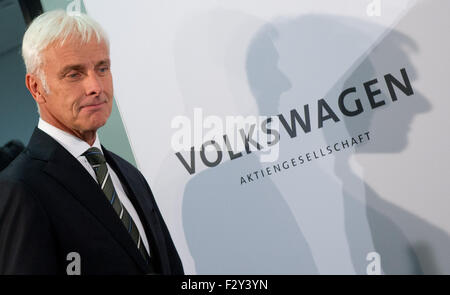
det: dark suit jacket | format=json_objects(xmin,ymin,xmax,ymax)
[{"xmin": 0, "ymin": 128, "xmax": 184, "ymax": 275}]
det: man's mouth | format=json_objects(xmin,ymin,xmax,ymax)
[{"xmin": 81, "ymin": 101, "xmax": 106, "ymax": 111}]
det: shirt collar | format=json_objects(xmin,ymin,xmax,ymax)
[{"xmin": 38, "ymin": 118, "xmax": 103, "ymax": 158}]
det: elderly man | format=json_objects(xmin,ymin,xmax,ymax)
[{"xmin": 0, "ymin": 10, "xmax": 184, "ymax": 275}]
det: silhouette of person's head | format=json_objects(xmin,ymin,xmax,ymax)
[
  {"xmin": 246, "ymin": 25, "xmax": 291, "ymax": 116},
  {"xmin": 246, "ymin": 15, "xmax": 430, "ymax": 154},
  {"xmin": 333, "ymin": 27, "xmax": 430, "ymax": 154}
]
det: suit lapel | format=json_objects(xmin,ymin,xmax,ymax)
[
  {"xmin": 28, "ymin": 128, "xmax": 151, "ymax": 273},
  {"xmin": 103, "ymin": 148, "xmax": 172, "ymax": 274}
]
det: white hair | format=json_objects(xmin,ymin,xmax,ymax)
[{"xmin": 21, "ymin": 10, "xmax": 109, "ymax": 114}]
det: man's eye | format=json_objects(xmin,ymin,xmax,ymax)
[
  {"xmin": 67, "ymin": 72, "xmax": 81, "ymax": 79},
  {"xmin": 99, "ymin": 67, "xmax": 109, "ymax": 73}
]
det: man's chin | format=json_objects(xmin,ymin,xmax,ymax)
[{"xmin": 78, "ymin": 118, "xmax": 108, "ymax": 133}]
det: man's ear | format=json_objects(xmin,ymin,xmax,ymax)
[{"xmin": 25, "ymin": 73, "xmax": 46, "ymax": 104}]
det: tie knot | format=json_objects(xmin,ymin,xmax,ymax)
[{"xmin": 83, "ymin": 147, "xmax": 106, "ymax": 166}]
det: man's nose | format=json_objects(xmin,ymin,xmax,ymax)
[{"xmin": 84, "ymin": 72, "xmax": 102, "ymax": 96}]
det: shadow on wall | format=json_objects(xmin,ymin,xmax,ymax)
[
  {"xmin": 331, "ymin": 1, "xmax": 450, "ymax": 275},
  {"xmin": 178, "ymin": 10, "xmax": 317, "ymax": 275},
  {"xmin": 178, "ymin": 3, "xmax": 449, "ymax": 274}
]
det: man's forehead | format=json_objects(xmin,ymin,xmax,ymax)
[{"xmin": 44, "ymin": 39, "xmax": 110, "ymax": 66}]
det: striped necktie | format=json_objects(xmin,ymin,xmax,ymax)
[{"xmin": 83, "ymin": 147, "xmax": 152, "ymax": 266}]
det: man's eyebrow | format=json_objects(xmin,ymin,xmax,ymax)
[{"xmin": 95, "ymin": 59, "xmax": 111, "ymax": 67}]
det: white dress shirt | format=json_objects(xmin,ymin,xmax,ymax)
[{"xmin": 38, "ymin": 118, "xmax": 150, "ymax": 256}]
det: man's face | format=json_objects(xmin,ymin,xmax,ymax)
[{"xmin": 38, "ymin": 37, "xmax": 113, "ymax": 135}]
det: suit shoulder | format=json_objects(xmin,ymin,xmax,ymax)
[
  {"xmin": 0, "ymin": 173, "xmax": 45, "ymax": 221},
  {"xmin": 0, "ymin": 151, "xmax": 42, "ymax": 202},
  {"xmin": 0, "ymin": 150, "xmax": 45, "ymax": 184}
]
